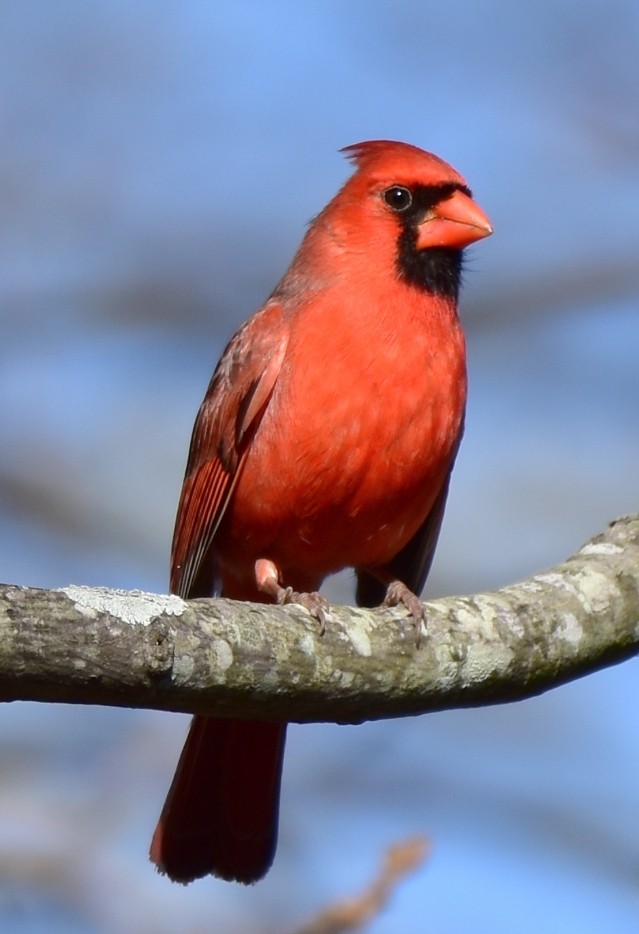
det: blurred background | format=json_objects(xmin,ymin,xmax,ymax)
[{"xmin": 1, "ymin": 2, "xmax": 638, "ymax": 931}]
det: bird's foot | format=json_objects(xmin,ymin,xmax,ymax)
[
  {"xmin": 382, "ymin": 581, "xmax": 426, "ymax": 647},
  {"xmin": 254, "ymin": 559, "xmax": 329, "ymax": 634},
  {"xmin": 277, "ymin": 587, "xmax": 330, "ymax": 635}
]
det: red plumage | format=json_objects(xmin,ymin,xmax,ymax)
[{"xmin": 150, "ymin": 140, "xmax": 492, "ymax": 884}]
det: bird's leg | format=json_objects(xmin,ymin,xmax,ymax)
[
  {"xmin": 382, "ymin": 580, "xmax": 426, "ymax": 645},
  {"xmin": 277, "ymin": 588, "xmax": 330, "ymax": 636},
  {"xmin": 365, "ymin": 569, "xmax": 426, "ymax": 646},
  {"xmin": 383, "ymin": 581, "xmax": 426, "ymax": 646},
  {"xmin": 254, "ymin": 559, "xmax": 330, "ymax": 635}
]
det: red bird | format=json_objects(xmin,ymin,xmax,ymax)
[{"xmin": 150, "ymin": 140, "xmax": 492, "ymax": 885}]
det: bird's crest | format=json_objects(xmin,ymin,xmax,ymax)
[{"xmin": 340, "ymin": 140, "xmax": 466, "ymax": 188}]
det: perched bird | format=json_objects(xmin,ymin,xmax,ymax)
[{"xmin": 150, "ymin": 140, "xmax": 492, "ymax": 885}]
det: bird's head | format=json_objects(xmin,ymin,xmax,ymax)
[{"xmin": 321, "ymin": 140, "xmax": 492, "ymax": 299}]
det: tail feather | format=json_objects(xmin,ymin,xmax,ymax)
[{"xmin": 150, "ymin": 715, "xmax": 287, "ymax": 884}]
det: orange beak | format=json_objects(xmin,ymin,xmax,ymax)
[{"xmin": 416, "ymin": 189, "xmax": 493, "ymax": 250}]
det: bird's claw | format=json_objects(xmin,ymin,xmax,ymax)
[
  {"xmin": 382, "ymin": 581, "xmax": 426, "ymax": 647},
  {"xmin": 277, "ymin": 588, "xmax": 329, "ymax": 635}
]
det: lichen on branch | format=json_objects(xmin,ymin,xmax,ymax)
[{"xmin": 0, "ymin": 515, "xmax": 637, "ymax": 723}]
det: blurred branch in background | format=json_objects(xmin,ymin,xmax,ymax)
[
  {"xmin": 465, "ymin": 252, "xmax": 639, "ymax": 334},
  {"xmin": 289, "ymin": 836, "xmax": 429, "ymax": 934},
  {"xmin": 0, "ymin": 5, "xmax": 637, "ymax": 933},
  {"xmin": 0, "ymin": 515, "xmax": 637, "ymax": 721},
  {"xmin": 4, "ymin": 250, "xmax": 638, "ymax": 573}
]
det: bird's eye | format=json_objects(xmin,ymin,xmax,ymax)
[{"xmin": 383, "ymin": 186, "xmax": 413, "ymax": 213}]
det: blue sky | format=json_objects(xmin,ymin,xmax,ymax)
[{"xmin": 0, "ymin": 3, "xmax": 638, "ymax": 932}]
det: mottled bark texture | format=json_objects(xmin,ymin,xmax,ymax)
[{"xmin": 0, "ymin": 516, "xmax": 637, "ymax": 724}]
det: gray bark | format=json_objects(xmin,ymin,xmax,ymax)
[{"xmin": 0, "ymin": 515, "xmax": 637, "ymax": 724}]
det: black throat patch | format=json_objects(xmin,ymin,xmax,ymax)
[{"xmin": 394, "ymin": 183, "xmax": 466, "ymax": 302}]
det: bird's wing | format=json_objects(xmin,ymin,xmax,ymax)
[
  {"xmin": 170, "ymin": 303, "xmax": 289, "ymax": 598},
  {"xmin": 356, "ymin": 407, "xmax": 465, "ymax": 608},
  {"xmin": 355, "ymin": 472, "xmax": 452, "ymax": 608}
]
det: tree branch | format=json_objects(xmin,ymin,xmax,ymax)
[{"xmin": 1, "ymin": 515, "xmax": 638, "ymax": 723}]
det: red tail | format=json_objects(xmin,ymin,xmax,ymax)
[{"xmin": 150, "ymin": 715, "xmax": 287, "ymax": 884}]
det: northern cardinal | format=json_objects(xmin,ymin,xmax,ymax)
[{"xmin": 150, "ymin": 140, "xmax": 491, "ymax": 885}]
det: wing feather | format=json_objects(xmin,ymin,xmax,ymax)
[
  {"xmin": 170, "ymin": 303, "xmax": 289, "ymax": 599},
  {"xmin": 355, "ymin": 423, "xmax": 464, "ymax": 607}
]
